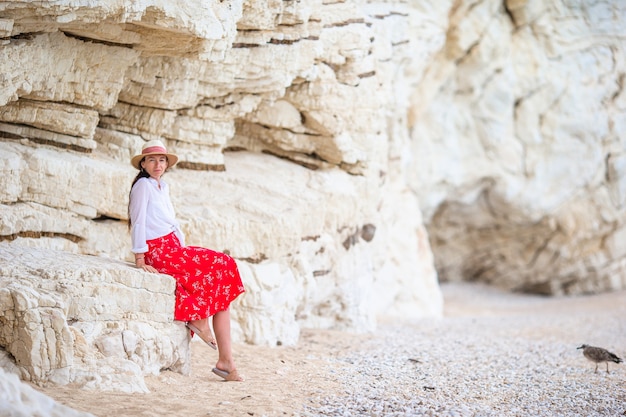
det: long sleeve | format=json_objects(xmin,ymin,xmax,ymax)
[
  {"xmin": 164, "ymin": 185, "xmax": 185, "ymax": 246},
  {"xmin": 129, "ymin": 177, "xmax": 183, "ymax": 252},
  {"xmin": 129, "ymin": 180, "xmax": 150, "ymax": 253}
]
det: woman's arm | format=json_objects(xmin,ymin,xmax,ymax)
[
  {"xmin": 129, "ymin": 179, "xmax": 150, "ymax": 253},
  {"xmin": 129, "ymin": 180, "xmax": 157, "ymax": 272},
  {"xmin": 164, "ymin": 182, "xmax": 185, "ymax": 246}
]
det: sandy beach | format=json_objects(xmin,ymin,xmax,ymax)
[{"xmin": 36, "ymin": 282, "xmax": 626, "ymax": 416}]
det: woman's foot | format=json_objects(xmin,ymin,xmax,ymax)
[
  {"xmin": 186, "ymin": 322, "xmax": 217, "ymax": 350},
  {"xmin": 212, "ymin": 367, "xmax": 244, "ymax": 382},
  {"xmin": 213, "ymin": 359, "xmax": 243, "ymax": 381}
]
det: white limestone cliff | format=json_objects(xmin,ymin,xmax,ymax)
[
  {"xmin": 0, "ymin": 0, "xmax": 445, "ymax": 396},
  {"xmin": 0, "ymin": 0, "xmax": 624, "ymax": 406}
]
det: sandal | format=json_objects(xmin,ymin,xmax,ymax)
[
  {"xmin": 212, "ymin": 367, "xmax": 244, "ymax": 382},
  {"xmin": 186, "ymin": 323, "xmax": 217, "ymax": 350}
]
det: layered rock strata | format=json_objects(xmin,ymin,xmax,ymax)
[{"xmin": 0, "ymin": 0, "xmax": 443, "ymax": 391}]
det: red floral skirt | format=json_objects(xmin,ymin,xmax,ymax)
[{"xmin": 145, "ymin": 232, "xmax": 245, "ymax": 322}]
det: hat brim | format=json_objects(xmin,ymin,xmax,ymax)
[{"xmin": 131, "ymin": 152, "xmax": 179, "ymax": 170}]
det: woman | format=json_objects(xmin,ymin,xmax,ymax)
[{"xmin": 128, "ymin": 140, "xmax": 245, "ymax": 382}]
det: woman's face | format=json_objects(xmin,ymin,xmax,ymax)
[{"xmin": 141, "ymin": 154, "xmax": 169, "ymax": 180}]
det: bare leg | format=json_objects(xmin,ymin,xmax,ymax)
[{"xmin": 212, "ymin": 308, "xmax": 243, "ymax": 381}]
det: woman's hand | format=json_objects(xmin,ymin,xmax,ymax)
[{"xmin": 135, "ymin": 256, "xmax": 158, "ymax": 273}]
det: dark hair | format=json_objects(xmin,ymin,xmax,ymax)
[{"xmin": 127, "ymin": 162, "xmax": 150, "ymax": 230}]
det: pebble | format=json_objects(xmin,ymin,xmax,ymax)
[{"xmin": 302, "ymin": 284, "xmax": 626, "ymax": 417}]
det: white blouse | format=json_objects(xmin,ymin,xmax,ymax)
[{"xmin": 129, "ymin": 177, "xmax": 185, "ymax": 253}]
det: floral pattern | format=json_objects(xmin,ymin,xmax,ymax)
[{"xmin": 145, "ymin": 232, "xmax": 245, "ymax": 321}]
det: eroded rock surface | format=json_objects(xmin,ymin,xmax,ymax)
[
  {"xmin": 409, "ymin": 1, "xmax": 626, "ymax": 295},
  {"xmin": 0, "ymin": 243, "xmax": 189, "ymax": 393}
]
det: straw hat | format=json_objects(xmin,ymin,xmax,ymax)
[{"xmin": 130, "ymin": 140, "xmax": 179, "ymax": 170}]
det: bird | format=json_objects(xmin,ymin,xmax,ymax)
[{"xmin": 577, "ymin": 344, "xmax": 623, "ymax": 373}]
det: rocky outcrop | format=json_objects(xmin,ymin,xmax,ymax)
[
  {"xmin": 0, "ymin": 367, "xmax": 95, "ymax": 417},
  {"xmin": 0, "ymin": 244, "xmax": 189, "ymax": 393}
]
